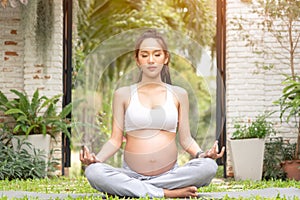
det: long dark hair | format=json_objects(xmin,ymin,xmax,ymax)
[{"xmin": 135, "ymin": 29, "xmax": 172, "ymax": 84}]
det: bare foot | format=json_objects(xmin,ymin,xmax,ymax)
[{"xmin": 163, "ymin": 186, "xmax": 198, "ymax": 198}]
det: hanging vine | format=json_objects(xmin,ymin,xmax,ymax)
[
  {"xmin": 20, "ymin": 0, "xmax": 54, "ymax": 63},
  {"xmin": 35, "ymin": 0, "xmax": 54, "ymax": 62}
]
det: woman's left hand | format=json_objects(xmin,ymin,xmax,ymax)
[{"xmin": 202, "ymin": 141, "xmax": 225, "ymax": 159}]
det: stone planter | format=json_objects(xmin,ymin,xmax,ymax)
[
  {"xmin": 12, "ymin": 134, "xmax": 51, "ymax": 164},
  {"xmin": 229, "ymin": 138, "xmax": 265, "ymax": 181}
]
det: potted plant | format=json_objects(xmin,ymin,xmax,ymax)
[
  {"xmin": 275, "ymin": 75, "xmax": 300, "ymax": 180},
  {"xmin": 229, "ymin": 112, "xmax": 276, "ymax": 180},
  {"xmin": 0, "ymin": 88, "xmax": 72, "ymax": 159}
]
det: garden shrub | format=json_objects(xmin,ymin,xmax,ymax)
[
  {"xmin": 263, "ymin": 137, "xmax": 286, "ymax": 180},
  {"xmin": 263, "ymin": 137, "xmax": 296, "ymax": 180},
  {"xmin": 0, "ymin": 129, "xmax": 58, "ymax": 180}
]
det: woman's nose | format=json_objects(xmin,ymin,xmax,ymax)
[{"xmin": 148, "ymin": 54, "xmax": 154, "ymax": 63}]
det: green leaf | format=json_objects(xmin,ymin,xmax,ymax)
[
  {"xmin": 10, "ymin": 89, "xmax": 30, "ymax": 114},
  {"xmin": 16, "ymin": 115, "xmax": 29, "ymax": 123},
  {"xmin": 59, "ymin": 103, "xmax": 72, "ymax": 118},
  {"xmin": 25, "ymin": 125, "xmax": 38, "ymax": 135},
  {"xmin": 0, "ymin": 90, "xmax": 8, "ymax": 106},
  {"xmin": 41, "ymin": 124, "xmax": 47, "ymax": 135},
  {"xmin": 30, "ymin": 89, "xmax": 42, "ymax": 116},
  {"xmin": 13, "ymin": 124, "xmax": 21, "ymax": 133},
  {"xmin": 5, "ymin": 109, "xmax": 26, "ymax": 116}
]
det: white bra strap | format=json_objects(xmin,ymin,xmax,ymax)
[
  {"xmin": 130, "ymin": 84, "xmax": 137, "ymax": 96},
  {"xmin": 165, "ymin": 85, "xmax": 173, "ymax": 101}
]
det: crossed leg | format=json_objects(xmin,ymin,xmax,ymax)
[{"xmin": 85, "ymin": 158, "xmax": 217, "ymax": 198}]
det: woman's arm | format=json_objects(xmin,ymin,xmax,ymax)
[
  {"xmin": 174, "ymin": 86, "xmax": 225, "ymax": 159},
  {"xmin": 174, "ymin": 86, "xmax": 202, "ymax": 157},
  {"xmin": 80, "ymin": 87, "xmax": 129, "ymax": 165}
]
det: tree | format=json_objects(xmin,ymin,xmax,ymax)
[{"xmin": 234, "ymin": 0, "xmax": 300, "ymax": 79}]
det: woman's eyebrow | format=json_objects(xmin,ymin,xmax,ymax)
[{"xmin": 139, "ymin": 49, "xmax": 163, "ymax": 53}]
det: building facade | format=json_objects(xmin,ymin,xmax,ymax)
[{"xmin": 226, "ymin": 0, "xmax": 299, "ymax": 176}]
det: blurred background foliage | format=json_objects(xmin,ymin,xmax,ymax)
[{"xmin": 72, "ymin": 0, "xmax": 217, "ymax": 168}]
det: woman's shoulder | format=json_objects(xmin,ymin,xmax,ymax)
[
  {"xmin": 169, "ymin": 85, "xmax": 188, "ymax": 96},
  {"xmin": 168, "ymin": 84, "xmax": 188, "ymax": 101},
  {"xmin": 115, "ymin": 85, "xmax": 130, "ymax": 95},
  {"xmin": 114, "ymin": 85, "xmax": 134, "ymax": 100}
]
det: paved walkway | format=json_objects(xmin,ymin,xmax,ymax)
[
  {"xmin": 200, "ymin": 187, "xmax": 300, "ymax": 199},
  {"xmin": 1, "ymin": 187, "xmax": 300, "ymax": 199}
]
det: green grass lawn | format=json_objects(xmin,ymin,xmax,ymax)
[{"xmin": 0, "ymin": 176, "xmax": 299, "ymax": 199}]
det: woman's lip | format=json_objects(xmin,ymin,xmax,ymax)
[{"xmin": 147, "ymin": 66, "xmax": 157, "ymax": 71}]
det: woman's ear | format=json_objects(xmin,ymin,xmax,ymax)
[
  {"xmin": 135, "ymin": 58, "xmax": 140, "ymax": 67},
  {"xmin": 134, "ymin": 54, "xmax": 140, "ymax": 66},
  {"xmin": 164, "ymin": 53, "xmax": 169, "ymax": 64}
]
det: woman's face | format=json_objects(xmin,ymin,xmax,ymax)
[{"xmin": 136, "ymin": 38, "xmax": 169, "ymax": 80}]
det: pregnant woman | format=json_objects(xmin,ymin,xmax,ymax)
[{"xmin": 80, "ymin": 29, "xmax": 225, "ymax": 198}]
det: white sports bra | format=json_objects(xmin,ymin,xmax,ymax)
[{"xmin": 124, "ymin": 84, "xmax": 178, "ymax": 133}]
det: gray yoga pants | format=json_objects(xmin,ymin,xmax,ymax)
[{"xmin": 85, "ymin": 158, "xmax": 218, "ymax": 197}]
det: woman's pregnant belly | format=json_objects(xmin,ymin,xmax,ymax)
[{"xmin": 124, "ymin": 130, "xmax": 178, "ymax": 176}]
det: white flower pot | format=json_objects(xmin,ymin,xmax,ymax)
[
  {"xmin": 12, "ymin": 134, "xmax": 51, "ymax": 164},
  {"xmin": 229, "ymin": 138, "xmax": 265, "ymax": 181}
]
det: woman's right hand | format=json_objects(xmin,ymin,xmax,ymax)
[{"xmin": 79, "ymin": 146, "xmax": 100, "ymax": 166}]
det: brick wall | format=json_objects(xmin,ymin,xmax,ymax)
[
  {"xmin": 0, "ymin": 0, "xmax": 63, "ymax": 175},
  {"xmin": 0, "ymin": 6, "xmax": 24, "ymax": 98},
  {"xmin": 226, "ymin": 0, "xmax": 300, "ymax": 177}
]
